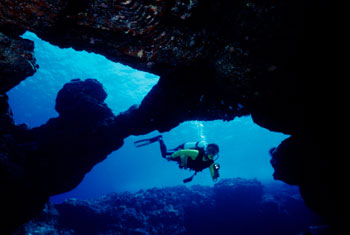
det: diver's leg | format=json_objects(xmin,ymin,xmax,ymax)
[
  {"xmin": 159, "ymin": 138, "xmax": 167, "ymax": 158},
  {"xmin": 159, "ymin": 137, "xmax": 177, "ymax": 158},
  {"xmin": 167, "ymin": 156, "xmax": 185, "ymax": 169},
  {"xmin": 160, "ymin": 142, "xmax": 184, "ymax": 167},
  {"xmin": 166, "ymin": 144, "xmax": 184, "ymax": 154}
]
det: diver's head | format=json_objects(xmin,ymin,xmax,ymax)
[{"xmin": 206, "ymin": 143, "xmax": 219, "ymax": 159}]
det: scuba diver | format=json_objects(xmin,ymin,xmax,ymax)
[{"xmin": 134, "ymin": 135, "xmax": 220, "ymax": 183}]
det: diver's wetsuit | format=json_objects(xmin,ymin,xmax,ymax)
[
  {"xmin": 159, "ymin": 138, "xmax": 207, "ymax": 158},
  {"xmin": 159, "ymin": 139, "xmax": 218, "ymax": 181},
  {"xmin": 134, "ymin": 136, "xmax": 219, "ymax": 182}
]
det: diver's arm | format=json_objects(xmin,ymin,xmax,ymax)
[
  {"xmin": 171, "ymin": 149, "xmax": 199, "ymax": 160},
  {"xmin": 209, "ymin": 163, "xmax": 219, "ymax": 182}
]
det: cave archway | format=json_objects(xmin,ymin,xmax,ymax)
[
  {"xmin": 1, "ymin": 0, "xmax": 341, "ymax": 233},
  {"xmin": 7, "ymin": 32, "xmax": 288, "ymax": 203}
]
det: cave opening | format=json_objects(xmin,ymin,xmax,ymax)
[
  {"xmin": 7, "ymin": 31, "xmax": 160, "ymax": 128},
  {"xmin": 6, "ymin": 31, "xmax": 290, "ymax": 203},
  {"xmin": 0, "ymin": 0, "xmax": 338, "ymax": 232}
]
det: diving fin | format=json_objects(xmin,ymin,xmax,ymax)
[
  {"xmin": 183, "ymin": 172, "xmax": 197, "ymax": 183},
  {"xmin": 134, "ymin": 135, "xmax": 162, "ymax": 147}
]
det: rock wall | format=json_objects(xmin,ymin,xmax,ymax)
[
  {"xmin": 0, "ymin": 0, "xmax": 341, "ymax": 234},
  {"xmin": 1, "ymin": 79, "xmax": 123, "ymax": 233},
  {"xmin": 0, "ymin": 32, "xmax": 38, "ymax": 93}
]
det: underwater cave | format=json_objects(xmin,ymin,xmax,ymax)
[
  {"xmin": 8, "ymin": 31, "xmax": 288, "ymax": 200},
  {"xmin": 0, "ymin": 0, "xmax": 342, "ymax": 234},
  {"xmin": 6, "ymin": 31, "xmax": 319, "ymax": 235},
  {"xmin": 2, "ymin": 31, "xmax": 323, "ymax": 235}
]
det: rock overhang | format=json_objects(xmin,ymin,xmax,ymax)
[{"xmin": 0, "ymin": 0, "xmax": 339, "ymax": 234}]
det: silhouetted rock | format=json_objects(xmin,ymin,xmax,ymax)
[
  {"xmin": 1, "ymin": 79, "xmax": 124, "ymax": 233},
  {"xmin": 0, "ymin": 0, "xmax": 339, "ymax": 233}
]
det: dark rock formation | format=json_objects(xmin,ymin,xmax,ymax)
[
  {"xmin": 15, "ymin": 179, "xmax": 322, "ymax": 235},
  {"xmin": 1, "ymin": 79, "xmax": 124, "ymax": 233},
  {"xmin": 29, "ymin": 79, "xmax": 123, "ymax": 195},
  {"xmin": 0, "ymin": 0, "xmax": 341, "ymax": 234},
  {"xmin": 0, "ymin": 32, "xmax": 38, "ymax": 93},
  {"xmin": 270, "ymin": 135, "xmax": 342, "ymax": 233}
]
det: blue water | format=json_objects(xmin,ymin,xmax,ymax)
[{"xmin": 7, "ymin": 32, "xmax": 289, "ymax": 203}]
